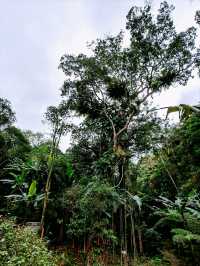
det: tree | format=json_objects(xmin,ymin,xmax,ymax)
[
  {"xmin": 59, "ymin": 1, "xmax": 198, "ymax": 189},
  {"xmin": 0, "ymin": 98, "xmax": 15, "ymax": 129},
  {"xmin": 155, "ymin": 114, "xmax": 200, "ymax": 196},
  {"xmin": 0, "ymin": 98, "xmax": 18, "ymax": 171},
  {"xmin": 60, "ymin": 1, "xmax": 197, "ymax": 155},
  {"xmin": 59, "ymin": 1, "xmax": 199, "ymax": 257},
  {"xmin": 195, "ymin": 9, "xmax": 200, "ymax": 75},
  {"xmin": 40, "ymin": 103, "xmax": 70, "ymax": 238},
  {"xmin": 23, "ymin": 130, "xmax": 46, "ymax": 147}
]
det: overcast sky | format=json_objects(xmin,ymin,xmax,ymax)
[{"xmin": 0, "ymin": 0, "xmax": 199, "ymax": 149}]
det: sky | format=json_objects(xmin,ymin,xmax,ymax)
[{"xmin": 0, "ymin": 0, "xmax": 200, "ymax": 150}]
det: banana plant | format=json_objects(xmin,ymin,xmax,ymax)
[
  {"xmin": 1, "ymin": 159, "xmax": 43, "ymax": 206},
  {"xmin": 166, "ymin": 103, "xmax": 200, "ymax": 120}
]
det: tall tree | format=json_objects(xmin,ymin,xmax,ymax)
[
  {"xmin": 60, "ymin": 1, "xmax": 197, "ymax": 156},
  {"xmin": 59, "ymin": 1, "xmax": 199, "ymax": 256}
]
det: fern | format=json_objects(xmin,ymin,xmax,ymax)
[
  {"xmin": 171, "ymin": 228, "xmax": 200, "ymax": 245},
  {"xmin": 153, "ymin": 209, "xmax": 182, "ymax": 229}
]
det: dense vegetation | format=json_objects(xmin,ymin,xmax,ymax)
[
  {"xmin": 0, "ymin": 219, "xmax": 58, "ymax": 266},
  {"xmin": 0, "ymin": 2, "xmax": 200, "ymax": 265}
]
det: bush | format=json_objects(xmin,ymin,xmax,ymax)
[{"xmin": 0, "ymin": 218, "xmax": 58, "ymax": 266}]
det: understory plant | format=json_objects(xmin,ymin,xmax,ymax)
[{"xmin": 0, "ymin": 218, "xmax": 58, "ymax": 266}]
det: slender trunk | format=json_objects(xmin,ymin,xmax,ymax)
[
  {"xmin": 84, "ymin": 235, "xmax": 86, "ymax": 253},
  {"xmin": 40, "ymin": 129, "xmax": 55, "ymax": 238},
  {"xmin": 120, "ymin": 208, "xmax": 123, "ymax": 266},
  {"xmin": 124, "ymin": 197, "xmax": 128, "ymax": 256},
  {"xmin": 40, "ymin": 170, "xmax": 52, "ymax": 238},
  {"xmin": 138, "ymin": 228, "xmax": 143, "ymax": 255},
  {"xmin": 159, "ymin": 152, "xmax": 178, "ymax": 193},
  {"xmin": 58, "ymin": 222, "xmax": 64, "ymax": 243},
  {"xmin": 131, "ymin": 213, "xmax": 137, "ymax": 258},
  {"xmin": 124, "ymin": 207, "xmax": 128, "ymax": 266},
  {"xmin": 113, "ymin": 133, "xmax": 118, "ymax": 153},
  {"xmin": 40, "ymin": 125, "xmax": 62, "ymax": 239},
  {"xmin": 112, "ymin": 211, "xmax": 115, "ymax": 263}
]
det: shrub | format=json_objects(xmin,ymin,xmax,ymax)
[{"xmin": 0, "ymin": 218, "xmax": 58, "ymax": 266}]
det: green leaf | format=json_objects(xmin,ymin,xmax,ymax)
[
  {"xmin": 132, "ymin": 195, "xmax": 142, "ymax": 211},
  {"xmin": 166, "ymin": 106, "xmax": 180, "ymax": 119},
  {"xmin": 28, "ymin": 180, "xmax": 37, "ymax": 198},
  {"xmin": 166, "ymin": 104, "xmax": 200, "ymax": 120}
]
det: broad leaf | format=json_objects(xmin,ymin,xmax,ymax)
[{"xmin": 28, "ymin": 180, "xmax": 37, "ymax": 198}]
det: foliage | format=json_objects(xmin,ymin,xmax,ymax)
[
  {"xmin": 138, "ymin": 114, "xmax": 200, "ymax": 198},
  {"xmin": 0, "ymin": 98, "xmax": 16, "ymax": 128},
  {"xmin": 171, "ymin": 228, "xmax": 200, "ymax": 245},
  {"xmin": 0, "ymin": 219, "xmax": 58, "ymax": 266},
  {"xmin": 0, "ymin": 1, "xmax": 200, "ymax": 265},
  {"xmin": 60, "ymin": 1, "xmax": 197, "ymax": 160},
  {"xmin": 166, "ymin": 103, "xmax": 200, "ymax": 120},
  {"xmin": 58, "ymin": 3, "xmax": 199, "ymax": 258},
  {"xmin": 64, "ymin": 178, "xmax": 120, "ymax": 244},
  {"xmin": 40, "ymin": 103, "xmax": 71, "ymax": 238},
  {"xmin": 23, "ymin": 130, "xmax": 46, "ymax": 147}
]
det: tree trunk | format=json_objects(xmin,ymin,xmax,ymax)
[
  {"xmin": 131, "ymin": 213, "xmax": 137, "ymax": 258},
  {"xmin": 138, "ymin": 228, "xmax": 143, "ymax": 255}
]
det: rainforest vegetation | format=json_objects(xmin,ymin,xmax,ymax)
[{"xmin": 0, "ymin": 2, "xmax": 200, "ymax": 265}]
